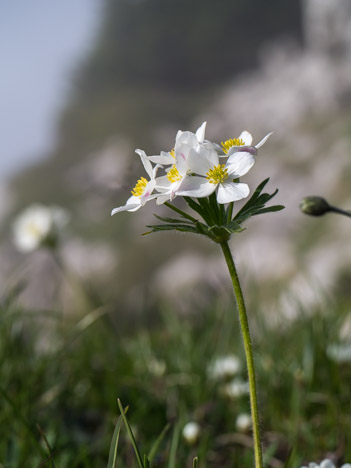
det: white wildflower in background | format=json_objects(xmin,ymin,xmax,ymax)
[
  {"xmin": 208, "ymin": 355, "xmax": 241, "ymax": 380},
  {"xmin": 148, "ymin": 358, "xmax": 166, "ymax": 377},
  {"xmin": 236, "ymin": 413, "xmax": 251, "ymax": 432},
  {"xmin": 300, "ymin": 460, "xmax": 351, "ymax": 468},
  {"xmin": 182, "ymin": 422, "xmax": 200, "ymax": 445},
  {"xmin": 221, "ymin": 377, "xmax": 249, "ymax": 399},
  {"xmin": 327, "ymin": 343, "xmax": 351, "ymax": 363},
  {"xmin": 13, "ymin": 204, "xmax": 69, "ymax": 252}
]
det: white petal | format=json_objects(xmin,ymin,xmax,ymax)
[
  {"xmin": 135, "ymin": 149, "xmax": 153, "ymax": 178},
  {"xmin": 147, "ymin": 152, "xmax": 174, "ymax": 165},
  {"xmin": 152, "ymin": 163, "xmax": 163, "ymax": 179},
  {"xmin": 255, "ymin": 132, "xmax": 273, "ymax": 149},
  {"xmin": 176, "ymin": 176, "xmax": 215, "ymax": 198},
  {"xmin": 226, "ymin": 151, "xmax": 255, "ymax": 177},
  {"xmin": 155, "ymin": 175, "xmax": 172, "ymax": 190},
  {"xmin": 239, "ymin": 130, "xmax": 253, "ymax": 146},
  {"xmin": 111, "ymin": 195, "xmax": 141, "ymax": 215},
  {"xmin": 140, "ymin": 180, "xmax": 156, "ymax": 205},
  {"xmin": 341, "ymin": 464, "xmax": 351, "ymax": 468},
  {"xmin": 195, "ymin": 121, "xmax": 206, "ymax": 142},
  {"xmin": 176, "ymin": 144, "xmax": 191, "ymax": 174},
  {"xmin": 175, "ymin": 131, "xmax": 198, "ymax": 149},
  {"xmin": 188, "ymin": 147, "xmax": 218, "ymax": 176},
  {"xmin": 217, "ymin": 182, "xmax": 249, "ymax": 204},
  {"xmin": 156, "ymin": 194, "xmax": 171, "ymax": 205}
]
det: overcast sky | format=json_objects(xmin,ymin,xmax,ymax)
[{"xmin": 0, "ymin": 0, "xmax": 101, "ymax": 180}]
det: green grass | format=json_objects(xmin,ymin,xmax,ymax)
[{"xmin": 1, "ymin": 285, "xmax": 351, "ymax": 467}]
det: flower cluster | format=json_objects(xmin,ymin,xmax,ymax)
[{"xmin": 111, "ymin": 122, "xmax": 272, "ymax": 215}]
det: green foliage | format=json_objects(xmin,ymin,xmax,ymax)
[{"xmin": 146, "ymin": 178, "xmax": 284, "ymax": 243}]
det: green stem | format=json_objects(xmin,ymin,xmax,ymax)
[
  {"xmin": 329, "ymin": 206, "xmax": 351, "ymax": 219},
  {"xmin": 164, "ymin": 201, "xmax": 198, "ymax": 223},
  {"xmin": 220, "ymin": 241, "xmax": 263, "ymax": 468},
  {"xmin": 226, "ymin": 202, "xmax": 234, "ymax": 224}
]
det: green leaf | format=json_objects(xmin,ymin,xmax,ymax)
[
  {"xmin": 153, "ymin": 214, "xmax": 195, "ymax": 225},
  {"xmin": 148, "ymin": 423, "xmax": 171, "ymax": 463},
  {"xmin": 227, "ymin": 220, "xmax": 245, "ymax": 233},
  {"xmin": 251, "ymin": 205, "xmax": 285, "ymax": 216},
  {"xmin": 107, "ymin": 410, "xmax": 127, "ymax": 468},
  {"xmin": 233, "ymin": 178, "xmax": 283, "ymax": 224},
  {"xmin": 144, "ymin": 224, "xmax": 199, "ymax": 234},
  {"xmin": 117, "ymin": 399, "xmax": 144, "ymax": 468},
  {"xmin": 184, "ymin": 197, "xmax": 213, "ymax": 225}
]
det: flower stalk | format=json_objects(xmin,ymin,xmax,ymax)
[{"xmin": 220, "ymin": 240, "xmax": 263, "ymax": 468}]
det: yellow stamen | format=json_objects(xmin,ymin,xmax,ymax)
[
  {"xmin": 221, "ymin": 138, "xmax": 245, "ymax": 154},
  {"xmin": 167, "ymin": 164, "xmax": 182, "ymax": 183},
  {"xmin": 131, "ymin": 177, "xmax": 148, "ymax": 197},
  {"xmin": 169, "ymin": 148, "xmax": 175, "ymax": 158},
  {"xmin": 206, "ymin": 164, "xmax": 228, "ymax": 184}
]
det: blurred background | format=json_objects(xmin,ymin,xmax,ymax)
[
  {"xmin": 1, "ymin": 1, "xmax": 351, "ymax": 465},
  {"xmin": 1, "ymin": 0, "xmax": 351, "ymax": 320}
]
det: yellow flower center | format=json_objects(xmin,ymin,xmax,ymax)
[
  {"xmin": 167, "ymin": 164, "xmax": 182, "ymax": 183},
  {"xmin": 206, "ymin": 164, "xmax": 228, "ymax": 184},
  {"xmin": 131, "ymin": 177, "xmax": 148, "ymax": 197},
  {"xmin": 221, "ymin": 138, "xmax": 245, "ymax": 154}
]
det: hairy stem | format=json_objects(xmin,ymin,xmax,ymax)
[{"xmin": 220, "ymin": 241, "xmax": 263, "ymax": 468}]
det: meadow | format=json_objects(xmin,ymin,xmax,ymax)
[{"xmin": 1, "ymin": 273, "xmax": 351, "ymax": 467}]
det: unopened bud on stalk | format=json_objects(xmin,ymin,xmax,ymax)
[{"xmin": 300, "ymin": 196, "xmax": 331, "ymax": 217}]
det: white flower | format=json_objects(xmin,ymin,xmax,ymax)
[
  {"xmin": 148, "ymin": 358, "xmax": 166, "ymax": 377},
  {"xmin": 111, "ymin": 150, "xmax": 161, "ymax": 215},
  {"xmin": 182, "ymin": 422, "xmax": 200, "ymax": 445},
  {"xmin": 300, "ymin": 460, "xmax": 340, "ymax": 468},
  {"xmin": 221, "ymin": 131, "xmax": 273, "ymax": 157},
  {"xmin": 153, "ymin": 142, "xmax": 194, "ymax": 204},
  {"xmin": 327, "ymin": 343, "xmax": 351, "ymax": 363},
  {"xmin": 176, "ymin": 145, "xmax": 255, "ymax": 204},
  {"xmin": 13, "ymin": 204, "xmax": 69, "ymax": 252},
  {"xmin": 208, "ymin": 355, "xmax": 241, "ymax": 380},
  {"xmin": 236, "ymin": 413, "xmax": 251, "ymax": 432},
  {"xmin": 221, "ymin": 378, "xmax": 249, "ymax": 399},
  {"xmin": 147, "ymin": 122, "xmax": 207, "ymax": 166}
]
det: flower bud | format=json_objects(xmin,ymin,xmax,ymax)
[{"xmin": 300, "ymin": 196, "xmax": 331, "ymax": 217}]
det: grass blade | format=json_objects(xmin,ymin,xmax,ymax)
[
  {"xmin": 37, "ymin": 424, "xmax": 55, "ymax": 468},
  {"xmin": 148, "ymin": 423, "xmax": 171, "ymax": 462},
  {"xmin": 117, "ymin": 399, "xmax": 144, "ymax": 468},
  {"xmin": 167, "ymin": 421, "xmax": 181, "ymax": 468},
  {"xmin": 193, "ymin": 456, "xmax": 199, "ymax": 468},
  {"xmin": 107, "ymin": 409, "xmax": 128, "ymax": 468}
]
